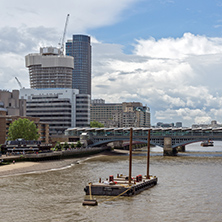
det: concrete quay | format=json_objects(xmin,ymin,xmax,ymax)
[{"xmin": 0, "ymin": 147, "xmax": 110, "ymax": 162}]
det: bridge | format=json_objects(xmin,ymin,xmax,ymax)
[{"xmin": 65, "ymin": 127, "xmax": 222, "ymax": 156}]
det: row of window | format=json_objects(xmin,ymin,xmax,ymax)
[
  {"xmin": 27, "ymin": 100, "xmax": 70, "ymax": 104},
  {"xmin": 27, "ymin": 106, "xmax": 90, "ymax": 110}
]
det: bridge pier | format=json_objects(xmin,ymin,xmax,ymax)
[
  {"xmin": 163, "ymin": 137, "xmax": 177, "ymax": 156},
  {"xmin": 177, "ymin": 145, "xmax": 185, "ymax": 152}
]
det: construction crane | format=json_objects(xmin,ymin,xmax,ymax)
[
  {"xmin": 15, "ymin": 77, "xmax": 23, "ymax": 89},
  {"xmin": 59, "ymin": 14, "xmax": 70, "ymax": 55}
]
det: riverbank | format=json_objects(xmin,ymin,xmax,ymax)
[
  {"xmin": 0, "ymin": 159, "xmax": 77, "ymax": 177},
  {"xmin": 0, "ymin": 147, "xmax": 112, "ymax": 177},
  {"xmin": 0, "ymin": 146, "xmax": 110, "ymax": 163}
]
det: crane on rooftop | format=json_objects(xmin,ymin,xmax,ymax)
[
  {"xmin": 15, "ymin": 77, "xmax": 23, "ymax": 89},
  {"xmin": 59, "ymin": 14, "xmax": 70, "ymax": 55}
]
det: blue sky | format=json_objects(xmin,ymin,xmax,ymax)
[
  {"xmin": 89, "ymin": 0, "xmax": 222, "ymax": 50},
  {"xmin": 1, "ymin": 0, "xmax": 222, "ymax": 126}
]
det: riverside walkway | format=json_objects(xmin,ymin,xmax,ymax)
[
  {"xmin": 65, "ymin": 127, "xmax": 222, "ymax": 155},
  {"xmin": 0, "ymin": 147, "xmax": 109, "ymax": 162}
]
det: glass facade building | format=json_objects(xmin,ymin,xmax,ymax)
[{"xmin": 66, "ymin": 35, "xmax": 91, "ymax": 95}]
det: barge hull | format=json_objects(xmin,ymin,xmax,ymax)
[{"xmin": 84, "ymin": 177, "xmax": 157, "ymax": 196}]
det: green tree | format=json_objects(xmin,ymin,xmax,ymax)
[
  {"xmin": 76, "ymin": 140, "xmax": 82, "ymax": 148},
  {"xmin": 63, "ymin": 142, "xmax": 69, "ymax": 149},
  {"xmin": 7, "ymin": 118, "xmax": 39, "ymax": 141},
  {"xmin": 90, "ymin": 121, "xmax": 104, "ymax": 128},
  {"xmin": 55, "ymin": 142, "xmax": 62, "ymax": 151}
]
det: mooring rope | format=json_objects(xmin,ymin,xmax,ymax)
[{"xmin": 98, "ymin": 185, "xmax": 133, "ymax": 204}]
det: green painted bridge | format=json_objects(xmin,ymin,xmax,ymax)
[{"xmin": 65, "ymin": 127, "xmax": 222, "ymax": 155}]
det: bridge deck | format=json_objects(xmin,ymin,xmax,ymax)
[{"xmin": 65, "ymin": 127, "xmax": 222, "ymax": 148}]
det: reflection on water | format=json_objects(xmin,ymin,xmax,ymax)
[{"xmin": 0, "ymin": 142, "xmax": 222, "ymax": 222}]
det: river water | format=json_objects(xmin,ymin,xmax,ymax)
[{"xmin": 0, "ymin": 142, "xmax": 222, "ymax": 222}]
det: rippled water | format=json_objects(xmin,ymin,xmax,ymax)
[{"xmin": 0, "ymin": 142, "xmax": 222, "ymax": 222}]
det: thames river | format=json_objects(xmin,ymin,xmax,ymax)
[{"xmin": 0, "ymin": 142, "xmax": 222, "ymax": 222}]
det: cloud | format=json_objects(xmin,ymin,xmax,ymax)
[
  {"xmin": 92, "ymin": 33, "xmax": 222, "ymax": 126},
  {"xmin": 133, "ymin": 33, "xmax": 222, "ymax": 59},
  {"xmin": 0, "ymin": 26, "xmax": 58, "ymax": 54},
  {"xmin": 0, "ymin": 0, "xmax": 138, "ymax": 33}
]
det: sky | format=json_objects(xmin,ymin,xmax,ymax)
[{"xmin": 1, "ymin": 0, "xmax": 222, "ymax": 127}]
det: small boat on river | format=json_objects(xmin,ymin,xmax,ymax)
[{"xmin": 201, "ymin": 140, "xmax": 214, "ymax": 147}]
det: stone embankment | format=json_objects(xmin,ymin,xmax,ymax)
[{"xmin": 1, "ymin": 147, "xmax": 110, "ymax": 162}]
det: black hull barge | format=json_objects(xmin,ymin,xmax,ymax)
[
  {"xmin": 82, "ymin": 129, "xmax": 157, "ymax": 205},
  {"xmin": 84, "ymin": 175, "xmax": 157, "ymax": 196}
]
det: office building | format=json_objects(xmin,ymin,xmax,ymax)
[
  {"xmin": 76, "ymin": 94, "xmax": 91, "ymax": 127},
  {"xmin": 66, "ymin": 35, "xmax": 91, "ymax": 95},
  {"xmin": 25, "ymin": 47, "xmax": 74, "ymax": 89},
  {"xmin": 176, "ymin": 122, "xmax": 182, "ymax": 128},
  {"xmin": 20, "ymin": 88, "xmax": 90, "ymax": 135},
  {"xmin": 90, "ymin": 100, "xmax": 122, "ymax": 126},
  {"xmin": 134, "ymin": 106, "xmax": 151, "ymax": 127},
  {"xmin": 0, "ymin": 90, "xmax": 26, "ymax": 116},
  {"xmin": 90, "ymin": 100, "xmax": 151, "ymax": 127}
]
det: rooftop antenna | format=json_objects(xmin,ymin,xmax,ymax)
[{"xmin": 60, "ymin": 14, "xmax": 70, "ymax": 55}]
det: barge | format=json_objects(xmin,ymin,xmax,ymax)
[
  {"xmin": 201, "ymin": 140, "xmax": 214, "ymax": 147},
  {"xmin": 84, "ymin": 174, "xmax": 157, "ymax": 196},
  {"xmin": 83, "ymin": 128, "xmax": 158, "ymax": 203}
]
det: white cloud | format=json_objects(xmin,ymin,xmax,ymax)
[
  {"xmin": 92, "ymin": 33, "xmax": 222, "ymax": 126},
  {"xmin": 0, "ymin": 0, "xmax": 137, "ymax": 34},
  {"xmin": 134, "ymin": 33, "xmax": 222, "ymax": 59}
]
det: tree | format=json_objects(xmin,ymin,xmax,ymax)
[
  {"xmin": 63, "ymin": 142, "xmax": 69, "ymax": 149},
  {"xmin": 7, "ymin": 118, "xmax": 39, "ymax": 141},
  {"xmin": 54, "ymin": 142, "xmax": 62, "ymax": 151},
  {"xmin": 76, "ymin": 140, "xmax": 82, "ymax": 148},
  {"xmin": 90, "ymin": 120, "xmax": 104, "ymax": 128}
]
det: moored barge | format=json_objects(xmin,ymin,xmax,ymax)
[
  {"xmin": 84, "ymin": 174, "xmax": 157, "ymax": 196},
  {"xmin": 83, "ymin": 128, "xmax": 158, "ymax": 202}
]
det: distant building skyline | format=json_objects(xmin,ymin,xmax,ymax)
[
  {"xmin": 90, "ymin": 100, "xmax": 150, "ymax": 127},
  {"xmin": 66, "ymin": 35, "xmax": 91, "ymax": 95}
]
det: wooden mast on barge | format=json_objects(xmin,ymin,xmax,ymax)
[{"xmin": 83, "ymin": 128, "xmax": 158, "ymax": 201}]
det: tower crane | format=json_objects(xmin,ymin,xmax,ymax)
[
  {"xmin": 60, "ymin": 14, "xmax": 70, "ymax": 55},
  {"xmin": 15, "ymin": 77, "xmax": 23, "ymax": 89}
]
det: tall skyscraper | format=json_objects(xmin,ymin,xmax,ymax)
[
  {"xmin": 66, "ymin": 35, "xmax": 91, "ymax": 95},
  {"xmin": 25, "ymin": 47, "xmax": 74, "ymax": 89}
]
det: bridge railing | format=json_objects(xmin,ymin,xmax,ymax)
[{"xmin": 65, "ymin": 127, "xmax": 222, "ymax": 140}]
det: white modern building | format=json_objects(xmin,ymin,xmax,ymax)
[
  {"xmin": 20, "ymin": 88, "xmax": 90, "ymax": 135},
  {"xmin": 25, "ymin": 47, "xmax": 74, "ymax": 89}
]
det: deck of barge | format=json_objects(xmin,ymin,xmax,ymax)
[{"xmin": 84, "ymin": 175, "xmax": 158, "ymax": 196}]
